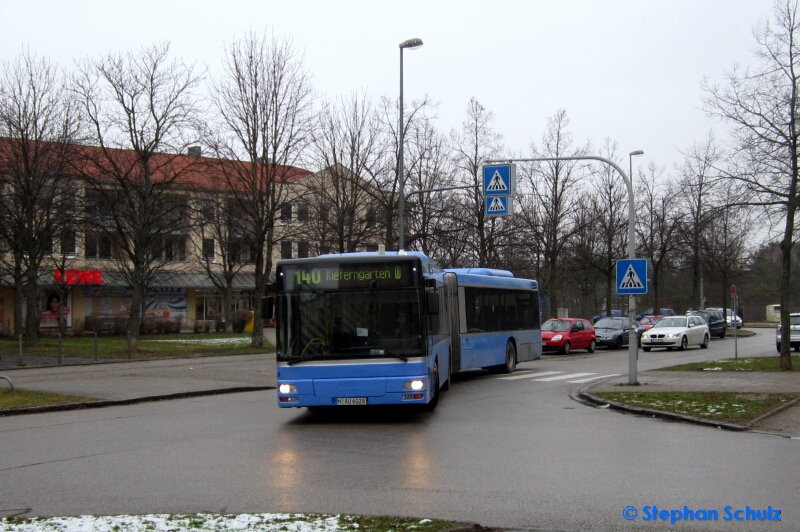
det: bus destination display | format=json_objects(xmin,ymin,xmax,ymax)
[{"xmin": 282, "ymin": 262, "xmax": 418, "ymax": 290}]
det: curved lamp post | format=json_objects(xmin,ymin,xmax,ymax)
[{"xmin": 398, "ymin": 38, "xmax": 423, "ymax": 250}]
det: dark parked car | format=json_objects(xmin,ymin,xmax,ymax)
[
  {"xmin": 593, "ymin": 317, "xmax": 644, "ymax": 349},
  {"xmin": 635, "ymin": 307, "xmax": 676, "ymax": 321},
  {"xmin": 689, "ymin": 309, "xmax": 726, "ymax": 338}
]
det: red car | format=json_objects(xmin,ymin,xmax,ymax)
[
  {"xmin": 541, "ymin": 318, "xmax": 596, "ymax": 355},
  {"xmin": 638, "ymin": 315, "xmax": 663, "ymax": 331}
]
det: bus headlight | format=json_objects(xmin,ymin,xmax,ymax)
[
  {"xmin": 404, "ymin": 380, "xmax": 425, "ymax": 390},
  {"xmin": 279, "ymin": 383, "xmax": 296, "ymax": 394}
]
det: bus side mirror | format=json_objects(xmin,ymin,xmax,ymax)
[
  {"xmin": 426, "ymin": 292, "xmax": 439, "ymax": 315},
  {"xmin": 262, "ymin": 296, "xmax": 274, "ymax": 320}
]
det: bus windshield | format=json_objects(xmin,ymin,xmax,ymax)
[{"xmin": 277, "ymin": 288, "xmax": 424, "ymax": 361}]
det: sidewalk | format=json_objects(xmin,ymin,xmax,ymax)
[
  {"xmin": 580, "ymin": 370, "xmax": 800, "ymax": 436},
  {"xmin": 0, "ymin": 353, "xmax": 275, "ymax": 412}
]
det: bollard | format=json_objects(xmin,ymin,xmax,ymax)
[
  {"xmin": 94, "ymin": 332, "xmax": 98, "ymax": 362},
  {"xmin": 0, "ymin": 375, "xmax": 13, "ymax": 392},
  {"xmin": 18, "ymin": 335, "xmax": 23, "ymax": 366},
  {"xmin": 127, "ymin": 332, "xmax": 132, "ymax": 360},
  {"xmin": 58, "ymin": 334, "xmax": 63, "ymax": 364}
]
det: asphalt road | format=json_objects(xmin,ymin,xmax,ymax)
[{"xmin": 0, "ymin": 330, "xmax": 797, "ymax": 531}]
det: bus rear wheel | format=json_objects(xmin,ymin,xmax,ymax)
[{"xmin": 502, "ymin": 341, "xmax": 517, "ymax": 374}]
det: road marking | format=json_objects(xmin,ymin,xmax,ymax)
[
  {"xmin": 568, "ymin": 374, "xmax": 620, "ymax": 383},
  {"xmin": 533, "ymin": 372, "xmax": 596, "ymax": 382},
  {"xmin": 497, "ymin": 371, "xmax": 562, "ymax": 380}
]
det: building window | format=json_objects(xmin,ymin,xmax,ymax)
[
  {"xmin": 280, "ymin": 203, "xmax": 293, "ymax": 224},
  {"xmin": 85, "ymin": 231, "xmax": 113, "ymax": 259},
  {"xmin": 366, "ymin": 208, "xmax": 377, "ymax": 228},
  {"xmin": 297, "ymin": 241, "xmax": 309, "ymax": 258},
  {"xmin": 200, "ymin": 199, "xmax": 216, "ymax": 224},
  {"xmin": 297, "ymin": 203, "xmax": 309, "ymax": 223},
  {"xmin": 281, "ymin": 241, "xmax": 293, "ymax": 259},
  {"xmin": 202, "ymin": 238, "xmax": 215, "ymax": 261}
]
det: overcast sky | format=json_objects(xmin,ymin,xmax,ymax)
[{"xmin": 1, "ymin": 0, "xmax": 777, "ymax": 178}]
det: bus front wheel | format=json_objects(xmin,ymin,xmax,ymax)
[{"xmin": 423, "ymin": 361, "xmax": 440, "ymax": 411}]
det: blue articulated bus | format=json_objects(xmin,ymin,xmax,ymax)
[{"xmin": 274, "ymin": 251, "xmax": 541, "ymax": 410}]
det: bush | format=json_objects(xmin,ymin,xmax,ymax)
[
  {"xmin": 232, "ymin": 310, "xmax": 252, "ymax": 333},
  {"xmin": 85, "ymin": 315, "xmax": 128, "ymax": 336}
]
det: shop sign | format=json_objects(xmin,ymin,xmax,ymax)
[{"xmin": 54, "ymin": 269, "xmax": 104, "ymax": 285}]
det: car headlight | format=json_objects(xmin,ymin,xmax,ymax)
[
  {"xmin": 667, "ymin": 333, "xmax": 679, "ymax": 338},
  {"xmin": 552, "ymin": 334, "xmax": 562, "ymax": 341}
]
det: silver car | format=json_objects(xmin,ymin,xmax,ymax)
[
  {"xmin": 775, "ymin": 313, "xmax": 800, "ymax": 352},
  {"xmin": 641, "ymin": 315, "xmax": 710, "ymax": 351}
]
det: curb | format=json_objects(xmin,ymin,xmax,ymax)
[
  {"xmin": 574, "ymin": 379, "xmax": 800, "ymax": 433},
  {"xmin": 0, "ymin": 386, "xmax": 273, "ymax": 417}
]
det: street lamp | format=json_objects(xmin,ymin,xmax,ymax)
[
  {"xmin": 398, "ymin": 37, "xmax": 423, "ymax": 250},
  {"xmin": 629, "ymin": 150, "xmax": 644, "ymax": 186}
]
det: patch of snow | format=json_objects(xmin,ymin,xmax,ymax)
[{"xmin": 1, "ymin": 514, "xmax": 344, "ymax": 532}]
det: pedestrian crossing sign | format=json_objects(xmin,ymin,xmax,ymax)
[
  {"xmin": 483, "ymin": 164, "xmax": 516, "ymax": 197},
  {"xmin": 616, "ymin": 259, "xmax": 648, "ymax": 295},
  {"xmin": 485, "ymin": 196, "xmax": 512, "ymax": 216}
]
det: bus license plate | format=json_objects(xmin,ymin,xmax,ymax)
[{"xmin": 337, "ymin": 397, "xmax": 367, "ymax": 405}]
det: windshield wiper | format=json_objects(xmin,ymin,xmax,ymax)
[{"xmin": 337, "ymin": 346, "xmax": 408, "ymax": 362}]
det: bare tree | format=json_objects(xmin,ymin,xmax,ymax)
[
  {"xmin": 703, "ymin": 0, "xmax": 800, "ymax": 369},
  {"xmin": 371, "ymin": 94, "xmax": 435, "ymax": 250},
  {"xmin": 449, "ymin": 97, "xmax": 505, "ymax": 267},
  {"xmin": 635, "ymin": 162, "xmax": 683, "ymax": 315},
  {"xmin": 72, "ymin": 43, "xmax": 204, "ymax": 354},
  {"xmin": 584, "ymin": 141, "xmax": 628, "ymax": 318},
  {"xmin": 0, "ymin": 50, "xmax": 81, "ymax": 340},
  {"xmin": 206, "ymin": 32, "xmax": 314, "ymax": 347},
  {"xmin": 518, "ymin": 110, "xmax": 588, "ymax": 319},
  {"xmin": 307, "ymin": 92, "xmax": 382, "ymax": 253},
  {"xmin": 403, "ymin": 113, "xmax": 458, "ymax": 258},
  {"xmin": 676, "ymin": 134, "xmax": 721, "ymax": 309}
]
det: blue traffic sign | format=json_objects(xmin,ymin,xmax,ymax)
[
  {"xmin": 616, "ymin": 259, "xmax": 648, "ymax": 295},
  {"xmin": 485, "ymin": 196, "xmax": 512, "ymax": 216},
  {"xmin": 483, "ymin": 164, "xmax": 515, "ymax": 196}
]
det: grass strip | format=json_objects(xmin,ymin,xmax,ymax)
[
  {"xmin": 0, "ymin": 388, "xmax": 96, "ymax": 410},
  {"xmin": 0, "ymin": 333, "xmax": 270, "ymax": 361},
  {"xmin": 654, "ymin": 355, "xmax": 800, "ymax": 372},
  {"xmin": 593, "ymin": 391, "xmax": 799, "ymax": 425}
]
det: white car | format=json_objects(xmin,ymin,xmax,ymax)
[
  {"xmin": 776, "ymin": 313, "xmax": 800, "ymax": 352},
  {"xmin": 641, "ymin": 315, "xmax": 710, "ymax": 351}
]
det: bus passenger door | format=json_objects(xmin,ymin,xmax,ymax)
[
  {"xmin": 458, "ymin": 285, "xmax": 475, "ymax": 369},
  {"xmin": 444, "ymin": 272, "xmax": 461, "ymax": 374}
]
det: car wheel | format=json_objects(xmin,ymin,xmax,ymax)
[
  {"xmin": 643, "ymin": 347, "xmax": 651, "ymax": 352},
  {"xmin": 795, "ymin": 345, "xmax": 800, "ymax": 352},
  {"xmin": 701, "ymin": 334, "xmax": 709, "ymax": 349},
  {"xmin": 587, "ymin": 339, "xmax": 596, "ymax": 353},
  {"xmin": 679, "ymin": 335, "xmax": 688, "ymax": 351},
  {"xmin": 776, "ymin": 343, "xmax": 781, "ymax": 353},
  {"xmin": 562, "ymin": 341, "xmax": 571, "ymax": 356},
  {"xmin": 720, "ymin": 328, "xmax": 726, "ymax": 339},
  {"xmin": 616, "ymin": 337, "xmax": 624, "ymax": 350}
]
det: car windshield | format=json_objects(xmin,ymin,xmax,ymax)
[
  {"xmin": 640, "ymin": 317, "xmax": 659, "ymax": 325},
  {"xmin": 790, "ymin": 315, "xmax": 800, "ymax": 326},
  {"xmin": 654, "ymin": 317, "xmax": 688, "ymax": 328},
  {"xmin": 542, "ymin": 319, "xmax": 571, "ymax": 332},
  {"xmin": 595, "ymin": 318, "xmax": 625, "ymax": 329}
]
